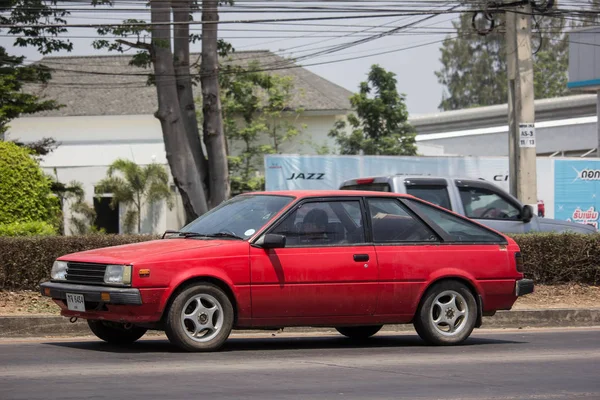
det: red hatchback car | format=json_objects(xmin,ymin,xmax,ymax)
[{"xmin": 41, "ymin": 191, "xmax": 533, "ymax": 351}]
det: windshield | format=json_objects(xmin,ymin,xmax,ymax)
[{"xmin": 179, "ymin": 195, "xmax": 294, "ymax": 240}]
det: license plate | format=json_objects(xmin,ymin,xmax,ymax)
[{"xmin": 66, "ymin": 293, "xmax": 85, "ymax": 312}]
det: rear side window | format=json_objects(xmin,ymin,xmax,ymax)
[
  {"xmin": 405, "ymin": 185, "xmax": 452, "ymax": 210},
  {"xmin": 368, "ymin": 198, "xmax": 438, "ymax": 243},
  {"xmin": 406, "ymin": 199, "xmax": 505, "ymax": 243},
  {"xmin": 341, "ymin": 183, "xmax": 391, "ymax": 192}
]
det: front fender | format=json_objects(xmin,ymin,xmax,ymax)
[{"xmin": 157, "ymin": 266, "xmax": 250, "ymax": 320}]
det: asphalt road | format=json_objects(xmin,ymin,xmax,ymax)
[{"xmin": 0, "ymin": 328, "xmax": 599, "ymax": 400}]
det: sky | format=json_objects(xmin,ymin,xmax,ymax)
[{"xmin": 1, "ymin": 2, "xmax": 460, "ymax": 116}]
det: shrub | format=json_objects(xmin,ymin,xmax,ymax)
[
  {"xmin": 511, "ymin": 232, "xmax": 600, "ymax": 286},
  {"xmin": 0, "ymin": 232, "xmax": 598, "ymax": 291},
  {"xmin": 0, "ymin": 221, "xmax": 56, "ymax": 237},
  {"xmin": 0, "ymin": 141, "xmax": 58, "ymax": 224},
  {"xmin": 0, "ymin": 234, "xmax": 158, "ymax": 290}
]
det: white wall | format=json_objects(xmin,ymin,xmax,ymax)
[{"xmin": 7, "ymin": 114, "xmax": 163, "ymax": 145}]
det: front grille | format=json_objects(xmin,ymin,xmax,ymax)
[{"xmin": 65, "ymin": 262, "xmax": 107, "ymax": 285}]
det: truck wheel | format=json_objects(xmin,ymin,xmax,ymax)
[
  {"xmin": 87, "ymin": 320, "xmax": 147, "ymax": 345},
  {"xmin": 413, "ymin": 281, "xmax": 477, "ymax": 346},
  {"xmin": 336, "ymin": 325, "xmax": 382, "ymax": 340},
  {"xmin": 164, "ymin": 283, "xmax": 234, "ymax": 352}
]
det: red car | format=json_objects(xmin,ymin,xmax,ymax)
[{"xmin": 41, "ymin": 191, "xmax": 533, "ymax": 352}]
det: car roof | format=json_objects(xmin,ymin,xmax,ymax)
[{"xmin": 245, "ymin": 190, "xmax": 414, "ymax": 199}]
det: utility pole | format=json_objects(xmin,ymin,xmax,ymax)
[{"xmin": 506, "ymin": 2, "xmax": 538, "ymax": 214}]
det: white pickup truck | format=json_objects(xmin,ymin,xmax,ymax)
[{"xmin": 340, "ymin": 175, "xmax": 597, "ymax": 234}]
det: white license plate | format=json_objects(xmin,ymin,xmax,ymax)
[{"xmin": 66, "ymin": 293, "xmax": 85, "ymax": 312}]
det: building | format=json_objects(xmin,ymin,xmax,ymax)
[
  {"xmin": 411, "ymin": 94, "xmax": 598, "ymax": 158},
  {"xmin": 7, "ymin": 51, "xmax": 359, "ymax": 234}
]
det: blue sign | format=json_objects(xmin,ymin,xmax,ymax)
[{"xmin": 554, "ymin": 160, "xmax": 600, "ymax": 229}]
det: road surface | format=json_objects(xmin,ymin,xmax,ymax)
[{"xmin": 1, "ymin": 327, "xmax": 599, "ymax": 399}]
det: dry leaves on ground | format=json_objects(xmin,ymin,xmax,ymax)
[{"xmin": 0, "ymin": 284, "xmax": 598, "ymax": 315}]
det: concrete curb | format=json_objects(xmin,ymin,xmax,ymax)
[{"xmin": 1, "ymin": 308, "xmax": 599, "ymax": 338}]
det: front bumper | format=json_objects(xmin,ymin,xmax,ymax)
[
  {"xmin": 40, "ymin": 281, "xmax": 142, "ymax": 305},
  {"xmin": 515, "ymin": 279, "xmax": 534, "ymax": 297}
]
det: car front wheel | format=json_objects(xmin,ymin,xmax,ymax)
[
  {"xmin": 413, "ymin": 281, "xmax": 477, "ymax": 346},
  {"xmin": 87, "ymin": 320, "xmax": 147, "ymax": 345},
  {"xmin": 164, "ymin": 283, "xmax": 234, "ymax": 352},
  {"xmin": 336, "ymin": 325, "xmax": 382, "ymax": 340}
]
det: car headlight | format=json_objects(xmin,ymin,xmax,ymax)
[
  {"xmin": 51, "ymin": 261, "xmax": 68, "ymax": 280},
  {"xmin": 104, "ymin": 265, "xmax": 132, "ymax": 285}
]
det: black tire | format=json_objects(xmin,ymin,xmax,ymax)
[
  {"xmin": 336, "ymin": 325, "xmax": 382, "ymax": 340},
  {"xmin": 413, "ymin": 281, "xmax": 478, "ymax": 346},
  {"xmin": 87, "ymin": 320, "xmax": 147, "ymax": 345},
  {"xmin": 164, "ymin": 283, "xmax": 234, "ymax": 352}
]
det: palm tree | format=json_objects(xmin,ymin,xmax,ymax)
[{"xmin": 96, "ymin": 159, "xmax": 174, "ymax": 234}]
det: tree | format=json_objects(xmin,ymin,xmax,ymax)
[
  {"xmin": 93, "ymin": 0, "xmax": 231, "ymax": 222},
  {"xmin": 0, "ymin": 140, "xmax": 58, "ymax": 225},
  {"xmin": 217, "ymin": 62, "xmax": 303, "ymax": 195},
  {"xmin": 95, "ymin": 159, "xmax": 174, "ymax": 234},
  {"xmin": 435, "ymin": 4, "xmax": 600, "ymax": 111},
  {"xmin": 329, "ymin": 65, "xmax": 417, "ymax": 156},
  {"xmin": 0, "ymin": 1, "xmax": 71, "ymax": 139},
  {"xmin": 49, "ymin": 174, "xmax": 98, "ymax": 235}
]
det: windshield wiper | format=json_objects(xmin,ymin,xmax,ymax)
[
  {"xmin": 162, "ymin": 230, "xmax": 244, "ymax": 240},
  {"xmin": 202, "ymin": 232, "xmax": 245, "ymax": 240},
  {"xmin": 162, "ymin": 230, "xmax": 209, "ymax": 239}
]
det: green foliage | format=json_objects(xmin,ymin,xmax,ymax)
[
  {"xmin": 0, "ymin": 0, "xmax": 73, "ymax": 135},
  {"xmin": 0, "ymin": 48, "xmax": 62, "ymax": 135},
  {"xmin": 48, "ymin": 174, "xmax": 98, "ymax": 235},
  {"xmin": 0, "ymin": 0, "xmax": 73, "ymax": 55},
  {"xmin": 95, "ymin": 159, "xmax": 173, "ymax": 234},
  {"xmin": 329, "ymin": 65, "xmax": 417, "ymax": 156},
  {"xmin": 435, "ymin": 5, "xmax": 600, "ymax": 111},
  {"xmin": 0, "ymin": 234, "xmax": 158, "ymax": 289},
  {"xmin": 0, "ymin": 141, "xmax": 58, "ymax": 225},
  {"xmin": 0, "ymin": 221, "xmax": 56, "ymax": 237},
  {"xmin": 216, "ymin": 61, "xmax": 303, "ymax": 195}
]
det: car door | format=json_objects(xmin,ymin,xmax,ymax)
[
  {"xmin": 454, "ymin": 180, "xmax": 532, "ymax": 234},
  {"xmin": 366, "ymin": 197, "xmax": 442, "ymax": 317},
  {"xmin": 249, "ymin": 198, "xmax": 378, "ymax": 319}
]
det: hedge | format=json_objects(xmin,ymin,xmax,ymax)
[
  {"xmin": 0, "ymin": 234, "xmax": 158, "ymax": 290},
  {"xmin": 0, "ymin": 233, "xmax": 598, "ymax": 290}
]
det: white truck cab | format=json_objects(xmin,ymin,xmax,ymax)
[{"xmin": 340, "ymin": 175, "xmax": 597, "ymax": 235}]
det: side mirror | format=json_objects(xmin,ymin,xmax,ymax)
[
  {"xmin": 521, "ymin": 205, "xmax": 533, "ymax": 223},
  {"xmin": 261, "ymin": 233, "xmax": 286, "ymax": 249}
]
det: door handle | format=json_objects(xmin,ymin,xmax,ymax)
[{"xmin": 353, "ymin": 254, "xmax": 369, "ymax": 262}]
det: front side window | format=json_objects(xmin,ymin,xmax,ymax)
[
  {"xmin": 406, "ymin": 199, "xmax": 505, "ymax": 243},
  {"xmin": 271, "ymin": 200, "xmax": 365, "ymax": 246},
  {"xmin": 368, "ymin": 198, "xmax": 437, "ymax": 243},
  {"xmin": 458, "ymin": 187, "xmax": 521, "ymax": 220},
  {"xmin": 180, "ymin": 195, "xmax": 293, "ymax": 239}
]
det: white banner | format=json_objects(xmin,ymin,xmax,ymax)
[{"xmin": 264, "ymin": 155, "xmax": 555, "ymax": 217}]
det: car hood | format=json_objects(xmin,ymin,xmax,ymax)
[
  {"xmin": 58, "ymin": 238, "xmax": 229, "ymax": 265},
  {"xmin": 538, "ymin": 218, "xmax": 597, "ymax": 234}
]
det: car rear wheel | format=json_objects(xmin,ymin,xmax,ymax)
[
  {"xmin": 414, "ymin": 281, "xmax": 477, "ymax": 346},
  {"xmin": 164, "ymin": 283, "xmax": 234, "ymax": 352},
  {"xmin": 336, "ymin": 325, "xmax": 382, "ymax": 340},
  {"xmin": 87, "ymin": 320, "xmax": 147, "ymax": 345}
]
